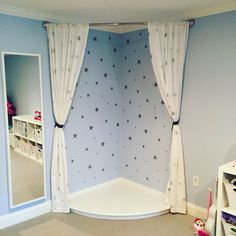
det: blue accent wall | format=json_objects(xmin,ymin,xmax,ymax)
[
  {"xmin": 0, "ymin": 14, "xmax": 53, "ymax": 215},
  {"xmin": 65, "ymin": 30, "xmax": 123, "ymax": 192},
  {"xmin": 181, "ymin": 10, "xmax": 236, "ymax": 208},
  {"xmin": 119, "ymin": 30, "xmax": 172, "ymax": 191},
  {"xmin": 65, "ymin": 29, "xmax": 171, "ymax": 193}
]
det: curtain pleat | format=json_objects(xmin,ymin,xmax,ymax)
[
  {"xmin": 46, "ymin": 23, "xmax": 89, "ymax": 213},
  {"xmin": 148, "ymin": 22, "xmax": 189, "ymax": 214}
]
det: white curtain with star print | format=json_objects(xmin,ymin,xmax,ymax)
[
  {"xmin": 148, "ymin": 22, "xmax": 189, "ymax": 214},
  {"xmin": 46, "ymin": 23, "xmax": 89, "ymax": 213}
]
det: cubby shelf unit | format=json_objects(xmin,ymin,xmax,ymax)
[
  {"xmin": 12, "ymin": 115, "xmax": 43, "ymax": 164},
  {"xmin": 216, "ymin": 160, "xmax": 236, "ymax": 236}
]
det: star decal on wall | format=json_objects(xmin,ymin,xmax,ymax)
[
  {"xmin": 73, "ymin": 133, "xmax": 78, "ymax": 138},
  {"xmin": 67, "ymin": 30, "xmax": 169, "ymax": 191}
]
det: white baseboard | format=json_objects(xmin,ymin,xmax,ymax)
[
  {"xmin": 0, "ymin": 201, "xmax": 51, "ymax": 229},
  {"xmin": 187, "ymin": 202, "xmax": 207, "ymax": 219}
]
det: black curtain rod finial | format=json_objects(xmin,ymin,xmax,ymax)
[
  {"xmin": 187, "ymin": 19, "xmax": 195, "ymax": 28},
  {"xmin": 42, "ymin": 21, "xmax": 49, "ymax": 28}
]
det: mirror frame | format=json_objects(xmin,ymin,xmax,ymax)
[{"xmin": 1, "ymin": 51, "xmax": 47, "ymax": 209}]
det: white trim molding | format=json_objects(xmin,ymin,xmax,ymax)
[
  {"xmin": 187, "ymin": 202, "xmax": 207, "ymax": 220},
  {"xmin": 0, "ymin": 201, "xmax": 51, "ymax": 229}
]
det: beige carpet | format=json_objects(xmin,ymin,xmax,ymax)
[
  {"xmin": 0, "ymin": 212, "xmax": 194, "ymax": 236},
  {"xmin": 10, "ymin": 148, "xmax": 44, "ymax": 205},
  {"xmin": 20, "ymin": 219, "xmax": 92, "ymax": 236}
]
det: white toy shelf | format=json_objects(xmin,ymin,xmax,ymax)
[
  {"xmin": 11, "ymin": 115, "xmax": 43, "ymax": 164},
  {"xmin": 216, "ymin": 160, "xmax": 236, "ymax": 236}
]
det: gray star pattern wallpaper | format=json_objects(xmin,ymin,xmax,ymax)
[{"xmin": 65, "ymin": 29, "xmax": 172, "ymax": 194}]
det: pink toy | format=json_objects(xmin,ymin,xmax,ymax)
[
  {"xmin": 193, "ymin": 218, "xmax": 205, "ymax": 234},
  {"xmin": 198, "ymin": 229, "xmax": 210, "ymax": 236},
  {"xmin": 34, "ymin": 111, "xmax": 42, "ymax": 121}
]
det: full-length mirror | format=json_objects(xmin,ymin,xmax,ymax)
[{"xmin": 2, "ymin": 52, "xmax": 46, "ymax": 208}]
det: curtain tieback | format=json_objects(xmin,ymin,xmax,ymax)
[
  {"xmin": 55, "ymin": 122, "xmax": 64, "ymax": 128},
  {"xmin": 172, "ymin": 120, "xmax": 179, "ymax": 130}
]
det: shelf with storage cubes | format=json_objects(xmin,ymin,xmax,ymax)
[
  {"xmin": 216, "ymin": 160, "xmax": 236, "ymax": 236},
  {"xmin": 12, "ymin": 115, "xmax": 43, "ymax": 164}
]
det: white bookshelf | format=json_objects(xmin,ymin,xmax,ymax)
[
  {"xmin": 216, "ymin": 160, "xmax": 236, "ymax": 236},
  {"xmin": 12, "ymin": 115, "xmax": 43, "ymax": 164}
]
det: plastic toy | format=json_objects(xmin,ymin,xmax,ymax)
[
  {"xmin": 193, "ymin": 218, "xmax": 205, "ymax": 234},
  {"xmin": 193, "ymin": 218, "xmax": 210, "ymax": 236},
  {"xmin": 34, "ymin": 111, "xmax": 42, "ymax": 121}
]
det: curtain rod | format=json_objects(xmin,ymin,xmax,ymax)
[{"xmin": 42, "ymin": 19, "xmax": 195, "ymax": 28}]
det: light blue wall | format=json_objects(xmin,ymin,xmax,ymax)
[
  {"xmin": 119, "ymin": 30, "xmax": 172, "ymax": 192},
  {"xmin": 181, "ymin": 11, "xmax": 236, "ymax": 208},
  {"xmin": 65, "ymin": 29, "xmax": 171, "ymax": 193},
  {"xmin": 0, "ymin": 14, "xmax": 53, "ymax": 215},
  {"xmin": 5, "ymin": 55, "xmax": 41, "ymax": 115},
  {"xmin": 65, "ymin": 30, "xmax": 122, "ymax": 192}
]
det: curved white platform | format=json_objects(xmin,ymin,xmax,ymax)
[{"xmin": 70, "ymin": 178, "xmax": 170, "ymax": 220}]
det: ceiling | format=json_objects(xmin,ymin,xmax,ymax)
[{"xmin": 0, "ymin": 0, "xmax": 235, "ymax": 32}]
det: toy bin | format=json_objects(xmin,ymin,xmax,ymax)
[
  {"xmin": 224, "ymin": 179, "xmax": 236, "ymax": 209},
  {"xmin": 222, "ymin": 212, "xmax": 236, "ymax": 235},
  {"xmin": 222, "ymin": 219, "xmax": 236, "ymax": 235}
]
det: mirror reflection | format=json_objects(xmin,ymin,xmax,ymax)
[{"xmin": 3, "ymin": 53, "xmax": 45, "ymax": 207}]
